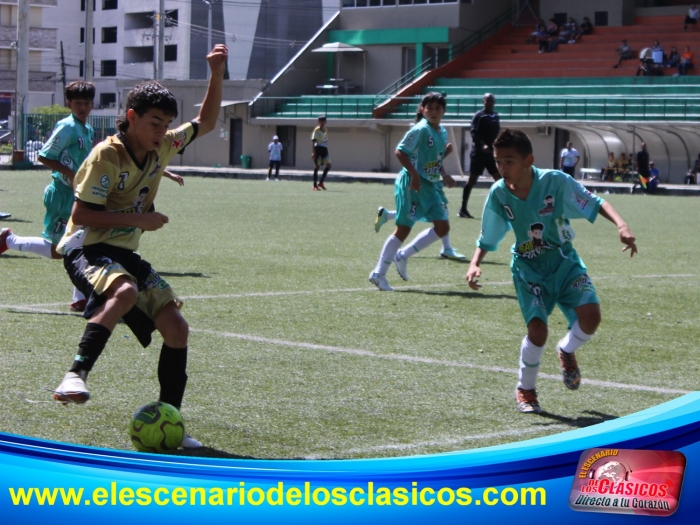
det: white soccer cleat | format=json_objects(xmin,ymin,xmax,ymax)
[
  {"xmin": 374, "ymin": 207, "xmax": 389, "ymax": 233},
  {"xmin": 440, "ymin": 247, "xmax": 467, "ymax": 260},
  {"xmin": 181, "ymin": 433, "xmax": 203, "ymax": 449},
  {"xmin": 53, "ymin": 372, "xmax": 90, "ymax": 405},
  {"xmin": 369, "ymin": 271, "xmax": 394, "ymax": 291},
  {"xmin": 394, "ymin": 252, "xmax": 409, "ymax": 281}
]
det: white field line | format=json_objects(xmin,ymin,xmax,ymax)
[
  {"xmin": 192, "ymin": 328, "xmax": 690, "ymax": 396},
  {"xmin": 305, "ymin": 425, "xmax": 572, "ymax": 459}
]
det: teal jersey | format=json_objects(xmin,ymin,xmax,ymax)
[
  {"xmin": 39, "ymin": 114, "xmax": 94, "ymax": 188},
  {"xmin": 396, "ymin": 119, "xmax": 448, "ymax": 183},
  {"xmin": 477, "ymin": 167, "xmax": 604, "ymax": 261}
]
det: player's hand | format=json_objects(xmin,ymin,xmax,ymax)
[
  {"xmin": 442, "ymin": 174, "xmax": 456, "ymax": 188},
  {"xmin": 466, "ymin": 264, "xmax": 482, "ymax": 290},
  {"xmin": 311, "ymin": 153, "xmax": 316, "ymax": 160},
  {"xmin": 445, "ymin": 142, "xmax": 453, "ymax": 157},
  {"xmin": 410, "ymin": 174, "xmax": 421, "ymax": 192},
  {"xmin": 207, "ymin": 45, "xmax": 228, "ymax": 76},
  {"xmin": 139, "ymin": 212, "xmax": 169, "ymax": 231},
  {"xmin": 619, "ymin": 224, "xmax": 637, "ymax": 257},
  {"xmin": 168, "ymin": 173, "xmax": 185, "ymax": 186}
]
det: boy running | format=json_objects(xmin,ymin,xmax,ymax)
[
  {"xmin": 1, "ymin": 81, "xmax": 95, "ymax": 311},
  {"xmin": 51, "ymin": 45, "xmax": 229, "ymax": 449},
  {"xmin": 465, "ymin": 129, "xmax": 637, "ymax": 414}
]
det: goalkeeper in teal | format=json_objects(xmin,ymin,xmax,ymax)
[
  {"xmin": 369, "ymin": 92, "xmax": 456, "ymax": 291},
  {"xmin": 466, "ymin": 129, "xmax": 637, "ymax": 414},
  {"xmin": 0, "ymin": 81, "xmax": 94, "ymax": 311}
]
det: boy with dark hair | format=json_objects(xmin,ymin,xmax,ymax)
[
  {"xmin": 1, "ymin": 81, "xmax": 95, "ymax": 311},
  {"xmin": 51, "ymin": 45, "xmax": 228, "ymax": 449},
  {"xmin": 465, "ymin": 129, "xmax": 637, "ymax": 414},
  {"xmin": 311, "ymin": 115, "xmax": 331, "ymax": 190}
]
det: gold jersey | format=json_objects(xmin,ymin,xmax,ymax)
[{"xmin": 58, "ymin": 122, "xmax": 196, "ymax": 253}]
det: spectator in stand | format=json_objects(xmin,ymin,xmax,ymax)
[
  {"xmin": 601, "ymin": 152, "xmax": 618, "ymax": 182},
  {"xmin": 613, "ymin": 39, "xmax": 633, "ymax": 69},
  {"xmin": 527, "ymin": 19, "xmax": 547, "ymax": 44},
  {"xmin": 686, "ymin": 153, "xmax": 700, "ymax": 184},
  {"xmin": 678, "ymin": 46, "xmax": 694, "ymax": 76},
  {"xmin": 685, "ymin": 4, "xmax": 700, "ymax": 32},
  {"xmin": 560, "ymin": 18, "xmax": 578, "ymax": 44},
  {"xmin": 636, "ymin": 47, "xmax": 653, "ymax": 76},
  {"xmin": 646, "ymin": 161, "xmax": 660, "ymax": 194},
  {"xmin": 664, "ymin": 46, "xmax": 680, "ymax": 68},
  {"xmin": 579, "ymin": 17, "xmax": 594, "ymax": 36},
  {"xmin": 547, "ymin": 18, "xmax": 559, "ymax": 36},
  {"xmin": 651, "ymin": 40, "xmax": 665, "ymax": 74}
]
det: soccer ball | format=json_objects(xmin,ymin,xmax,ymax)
[{"xmin": 129, "ymin": 402, "xmax": 185, "ymax": 453}]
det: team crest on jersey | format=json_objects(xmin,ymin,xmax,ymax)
[
  {"xmin": 573, "ymin": 192, "xmax": 589, "ymax": 211},
  {"xmin": 61, "ymin": 153, "xmax": 74, "ymax": 168},
  {"xmin": 516, "ymin": 222, "xmax": 553, "ymax": 259},
  {"xmin": 528, "ymin": 282, "xmax": 546, "ymax": 309},
  {"xmin": 171, "ymin": 132, "xmax": 187, "ymax": 149},
  {"xmin": 149, "ymin": 158, "xmax": 162, "ymax": 178},
  {"xmin": 538, "ymin": 194, "xmax": 555, "ymax": 216},
  {"xmin": 100, "ymin": 175, "xmax": 110, "ymax": 188}
]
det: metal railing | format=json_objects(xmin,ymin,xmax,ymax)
[
  {"xmin": 251, "ymin": 96, "xmax": 376, "ymax": 119},
  {"xmin": 373, "ymin": 5, "xmax": 515, "ymax": 106}
]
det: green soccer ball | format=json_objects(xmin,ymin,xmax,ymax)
[{"xmin": 129, "ymin": 402, "xmax": 185, "ymax": 453}]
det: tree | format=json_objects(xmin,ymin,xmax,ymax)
[{"xmin": 32, "ymin": 104, "xmax": 71, "ymax": 116}]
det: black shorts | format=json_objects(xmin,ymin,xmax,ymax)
[
  {"xmin": 470, "ymin": 150, "xmax": 499, "ymax": 176},
  {"xmin": 269, "ymin": 160, "xmax": 281, "ymax": 169},
  {"xmin": 562, "ymin": 165, "xmax": 576, "ymax": 177}
]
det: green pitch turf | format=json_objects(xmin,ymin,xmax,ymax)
[{"xmin": 0, "ymin": 171, "xmax": 697, "ymax": 459}]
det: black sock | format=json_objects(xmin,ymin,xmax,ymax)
[
  {"xmin": 320, "ymin": 167, "xmax": 330, "ymax": 183},
  {"xmin": 70, "ymin": 323, "xmax": 112, "ymax": 379},
  {"xmin": 461, "ymin": 185, "xmax": 473, "ymax": 212},
  {"xmin": 158, "ymin": 345, "xmax": 188, "ymax": 410},
  {"xmin": 313, "ymin": 169, "xmax": 318, "ymax": 186}
]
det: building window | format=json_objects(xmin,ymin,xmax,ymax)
[
  {"xmin": 343, "ymin": 0, "xmax": 455, "ymax": 6},
  {"xmin": 79, "ymin": 60, "xmax": 83, "ymax": 77},
  {"xmin": 103, "ymin": 0, "xmax": 118, "ymax": 9},
  {"xmin": 99, "ymin": 93, "xmax": 116, "ymax": 108},
  {"xmin": 81, "ymin": 0, "xmax": 96, "ymax": 11},
  {"xmin": 165, "ymin": 9, "xmax": 178, "ymax": 27},
  {"xmin": 101, "ymin": 60, "xmax": 117, "ymax": 77},
  {"xmin": 102, "ymin": 27, "xmax": 117, "ymax": 44},
  {"xmin": 80, "ymin": 28, "xmax": 95, "ymax": 44},
  {"xmin": 125, "ymin": 12, "xmax": 154, "ymax": 30},
  {"xmin": 124, "ymin": 46, "xmax": 154, "ymax": 63},
  {"xmin": 164, "ymin": 45, "xmax": 177, "ymax": 62}
]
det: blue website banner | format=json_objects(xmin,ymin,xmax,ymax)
[{"xmin": 2, "ymin": 392, "xmax": 699, "ymax": 524}]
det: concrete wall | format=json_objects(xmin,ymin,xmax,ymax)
[
  {"xmin": 340, "ymin": 4, "xmax": 461, "ymax": 30},
  {"xmin": 540, "ymin": 0, "xmax": 626, "ymax": 26}
]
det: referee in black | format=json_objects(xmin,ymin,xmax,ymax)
[{"xmin": 459, "ymin": 93, "xmax": 501, "ymax": 218}]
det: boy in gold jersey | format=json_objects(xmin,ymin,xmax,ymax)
[
  {"xmin": 52, "ymin": 45, "xmax": 228, "ymax": 449},
  {"xmin": 311, "ymin": 115, "xmax": 331, "ymax": 190}
]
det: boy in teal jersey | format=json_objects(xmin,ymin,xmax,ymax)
[
  {"xmin": 0, "ymin": 81, "xmax": 95, "ymax": 311},
  {"xmin": 466, "ymin": 129, "xmax": 637, "ymax": 414},
  {"xmin": 369, "ymin": 92, "xmax": 456, "ymax": 291}
]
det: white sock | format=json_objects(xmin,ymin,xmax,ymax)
[
  {"xmin": 518, "ymin": 336, "xmax": 545, "ymax": 391},
  {"xmin": 398, "ymin": 228, "xmax": 440, "ymax": 259},
  {"xmin": 374, "ymin": 235, "xmax": 403, "ymax": 276},
  {"xmin": 387, "ymin": 210, "xmax": 397, "ymax": 220},
  {"xmin": 6, "ymin": 232, "xmax": 53, "ymax": 258},
  {"xmin": 72, "ymin": 287, "xmax": 85, "ymax": 303},
  {"xmin": 557, "ymin": 320, "xmax": 592, "ymax": 354},
  {"xmin": 442, "ymin": 234, "xmax": 453, "ymax": 250}
]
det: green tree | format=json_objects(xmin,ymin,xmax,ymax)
[{"xmin": 32, "ymin": 104, "xmax": 71, "ymax": 116}]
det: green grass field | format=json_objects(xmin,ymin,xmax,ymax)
[{"xmin": 0, "ymin": 170, "xmax": 697, "ymax": 459}]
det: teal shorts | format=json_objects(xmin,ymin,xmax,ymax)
[
  {"xmin": 42, "ymin": 182, "xmax": 74, "ymax": 245},
  {"xmin": 511, "ymin": 248, "xmax": 599, "ymax": 329},
  {"xmin": 394, "ymin": 172, "xmax": 449, "ymax": 228}
]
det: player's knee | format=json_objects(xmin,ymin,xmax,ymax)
[
  {"xmin": 527, "ymin": 319, "xmax": 548, "ymax": 347},
  {"xmin": 112, "ymin": 280, "xmax": 139, "ymax": 308},
  {"xmin": 577, "ymin": 305, "xmax": 601, "ymax": 334},
  {"xmin": 434, "ymin": 222, "xmax": 450, "ymax": 237}
]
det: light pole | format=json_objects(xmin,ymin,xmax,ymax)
[{"xmin": 202, "ymin": 0, "xmax": 213, "ymax": 79}]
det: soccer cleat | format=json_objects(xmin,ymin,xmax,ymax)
[
  {"xmin": 312, "ymin": 186, "xmax": 320, "ymax": 191},
  {"xmin": 318, "ymin": 182, "xmax": 327, "ymax": 190},
  {"xmin": 0, "ymin": 211, "xmax": 10, "ymax": 220},
  {"xmin": 275, "ymin": 177, "xmax": 280, "ymax": 181},
  {"xmin": 70, "ymin": 299, "xmax": 87, "ymax": 313},
  {"xmin": 394, "ymin": 252, "xmax": 409, "ymax": 281},
  {"xmin": 181, "ymin": 433, "xmax": 203, "ymax": 449},
  {"xmin": 53, "ymin": 372, "xmax": 90, "ymax": 405},
  {"xmin": 440, "ymin": 247, "xmax": 467, "ymax": 260},
  {"xmin": 265, "ymin": 177, "xmax": 270, "ymax": 181},
  {"xmin": 0, "ymin": 228, "xmax": 10, "ymax": 255},
  {"xmin": 374, "ymin": 207, "xmax": 389, "ymax": 233},
  {"xmin": 457, "ymin": 210, "xmax": 474, "ymax": 219},
  {"xmin": 368, "ymin": 271, "xmax": 394, "ymax": 291},
  {"xmin": 557, "ymin": 348, "xmax": 581, "ymax": 390},
  {"xmin": 515, "ymin": 387, "xmax": 542, "ymax": 414}
]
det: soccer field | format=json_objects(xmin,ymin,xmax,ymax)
[{"xmin": 0, "ymin": 170, "xmax": 697, "ymax": 459}]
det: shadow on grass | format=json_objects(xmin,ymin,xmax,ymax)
[
  {"xmin": 537, "ymin": 409, "xmax": 619, "ymax": 428},
  {"xmin": 8, "ymin": 309, "xmax": 80, "ymax": 317},
  {"xmin": 0, "ymin": 218, "xmax": 33, "ymax": 224},
  {"xmin": 170, "ymin": 447, "xmax": 268, "ymax": 460},
  {"xmin": 159, "ymin": 271, "xmax": 209, "ymax": 278},
  {"xmin": 397, "ymin": 289, "xmax": 516, "ymax": 300}
]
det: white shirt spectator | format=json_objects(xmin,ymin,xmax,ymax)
[
  {"xmin": 689, "ymin": 6, "xmax": 700, "ymax": 20},
  {"xmin": 560, "ymin": 147, "xmax": 580, "ymax": 167}
]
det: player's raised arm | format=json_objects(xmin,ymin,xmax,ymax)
[{"xmin": 194, "ymin": 45, "xmax": 228, "ymax": 136}]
